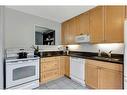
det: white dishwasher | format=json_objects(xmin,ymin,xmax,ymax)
[{"xmin": 70, "ymin": 57, "xmax": 85, "ymax": 86}]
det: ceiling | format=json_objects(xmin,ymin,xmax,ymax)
[{"xmin": 7, "ymin": 6, "xmax": 95, "ymax": 23}]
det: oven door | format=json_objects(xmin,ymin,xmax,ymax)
[{"xmin": 6, "ymin": 59, "xmax": 39, "ymax": 88}]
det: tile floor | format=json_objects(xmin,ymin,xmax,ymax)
[{"xmin": 36, "ymin": 77, "xmax": 89, "ymax": 89}]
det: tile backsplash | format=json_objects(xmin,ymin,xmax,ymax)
[
  {"xmin": 6, "ymin": 43, "xmax": 124, "ymax": 54},
  {"xmin": 68, "ymin": 43, "xmax": 124, "ymax": 54}
]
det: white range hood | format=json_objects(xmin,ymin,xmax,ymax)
[{"xmin": 75, "ymin": 35, "xmax": 90, "ymax": 43}]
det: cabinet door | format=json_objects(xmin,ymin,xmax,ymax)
[
  {"xmin": 40, "ymin": 57, "xmax": 60, "ymax": 83},
  {"xmin": 85, "ymin": 63, "xmax": 99, "ymax": 88},
  {"xmin": 60, "ymin": 56, "xmax": 66, "ymax": 76},
  {"xmin": 65, "ymin": 57, "xmax": 70, "ymax": 77},
  {"xmin": 42, "ymin": 60, "xmax": 59, "ymax": 72},
  {"xmin": 76, "ymin": 12, "xmax": 90, "ymax": 36},
  {"xmin": 61, "ymin": 21, "xmax": 70, "ymax": 45},
  {"xmin": 99, "ymin": 67, "xmax": 123, "ymax": 89},
  {"xmin": 125, "ymin": 6, "xmax": 127, "ymax": 18},
  {"xmin": 89, "ymin": 6, "xmax": 105, "ymax": 43},
  {"xmin": 68, "ymin": 18, "xmax": 77, "ymax": 44},
  {"xmin": 41, "ymin": 69, "xmax": 59, "ymax": 83},
  {"xmin": 105, "ymin": 6, "xmax": 125, "ymax": 43}
]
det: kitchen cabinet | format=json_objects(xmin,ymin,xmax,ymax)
[
  {"xmin": 61, "ymin": 21, "xmax": 70, "ymax": 45},
  {"xmin": 76, "ymin": 11, "xmax": 90, "ymax": 36},
  {"xmin": 99, "ymin": 67, "xmax": 123, "ymax": 89},
  {"xmin": 104, "ymin": 6, "xmax": 125, "ymax": 43},
  {"xmin": 85, "ymin": 63, "xmax": 98, "ymax": 88},
  {"xmin": 41, "ymin": 69, "xmax": 59, "ymax": 83},
  {"xmin": 89, "ymin": 6, "xmax": 125, "ymax": 43},
  {"xmin": 40, "ymin": 57, "xmax": 60, "ymax": 83},
  {"xmin": 68, "ymin": 18, "xmax": 77, "ymax": 44},
  {"xmin": 61, "ymin": 18, "xmax": 77, "ymax": 44},
  {"xmin": 40, "ymin": 56, "xmax": 70, "ymax": 83},
  {"xmin": 125, "ymin": 6, "xmax": 127, "ymax": 18},
  {"xmin": 64, "ymin": 56, "xmax": 70, "ymax": 77},
  {"xmin": 85, "ymin": 59, "xmax": 123, "ymax": 89},
  {"xmin": 61, "ymin": 6, "xmax": 125, "ymax": 44},
  {"xmin": 89, "ymin": 6, "xmax": 105, "ymax": 43},
  {"xmin": 60, "ymin": 56, "xmax": 66, "ymax": 76},
  {"xmin": 62, "ymin": 11, "xmax": 90, "ymax": 45}
]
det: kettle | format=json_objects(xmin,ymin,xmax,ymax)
[{"xmin": 17, "ymin": 49, "xmax": 28, "ymax": 58}]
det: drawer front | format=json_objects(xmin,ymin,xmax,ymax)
[
  {"xmin": 41, "ymin": 57, "xmax": 60, "ymax": 62},
  {"xmin": 41, "ymin": 69, "xmax": 59, "ymax": 82},
  {"xmin": 41, "ymin": 60, "xmax": 59, "ymax": 72}
]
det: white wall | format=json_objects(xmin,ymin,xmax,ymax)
[
  {"xmin": 4, "ymin": 7, "xmax": 61, "ymax": 49},
  {"xmin": 0, "ymin": 6, "xmax": 4, "ymax": 89},
  {"xmin": 68, "ymin": 43, "xmax": 124, "ymax": 54}
]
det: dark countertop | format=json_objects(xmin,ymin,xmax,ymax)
[
  {"xmin": 38, "ymin": 51, "xmax": 123, "ymax": 64},
  {"xmin": 69, "ymin": 54, "xmax": 123, "ymax": 64}
]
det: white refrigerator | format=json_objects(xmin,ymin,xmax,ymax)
[{"xmin": 124, "ymin": 20, "xmax": 127, "ymax": 89}]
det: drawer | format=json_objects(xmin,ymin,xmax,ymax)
[
  {"xmin": 41, "ymin": 60, "xmax": 59, "ymax": 72},
  {"xmin": 41, "ymin": 57, "xmax": 60, "ymax": 62},
  {"xmin": 41, "ymin": 69, "xmax": 59, "ymax": 82}
]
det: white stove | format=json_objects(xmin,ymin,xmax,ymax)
[
  {"xmin": 5, "ymin": 48, "xmax": 40, "ymax": 89},
  {"xmin": 6, "ymin": 56, "xmax": 39, "ymax": 63}
]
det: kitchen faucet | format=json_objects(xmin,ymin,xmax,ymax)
[
  {"xmin": 108, "ymin": 50, "xmax": 112, "ymax": 58},
  {"xmin": 98, "ymin": 49, "xmax": 101, "ymax": 57},
  {"xmin": 98, "ymin": 50, "xmax": 112, "ymax": 58}
]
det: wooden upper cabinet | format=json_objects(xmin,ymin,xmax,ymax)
[
  {"xmin": 61, "ymin": 21, "xmax": 70, "ymax": 45},
  {"xmin": 104, "ymin": 6, "xmax": 125, "ymax": 43},
  {"xmin": 62, "ymin": 6, "xmax": 125, "ymax": 44},
  {"xmin": 76, "ymin": 11, "xmax": 90, "ymax": 36},
  {"xmin": 89, "ymin": 6, "xmax": 105, "ymax": 43},
  {"xmin": 61, "ymin": 18, "xmax": 76, "ymax": 45},
  {"xmin": 125, "ymin": 6, "xmax": 127, "ymax": 18},
  {"xmin": 68, "ymin": 18, "xmax": 77, "ymax": 44}
]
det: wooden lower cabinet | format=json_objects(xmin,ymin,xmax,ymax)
[
  {"xmin": 40, "ymin": 57, "xmax": 60, "ymax": 83},
  {"xmin": 60, "ymin": 56, "xmax": 70, "ymax": 77},
  {"xmin": 85, "ymin": 63, "xmax": 98, "ymax": 88},
  {"xmin": 40, "ymin": 56, "xmax": 70, "ymax": 83},
  {"xmin": 41, "ymin": 69, "xmax": 59, "ymax": 83},
  {"xmin": 64, "ymin": 56, "xmax": 70, "ymax": 77},
  {"xmin": 85, "ymin": 59, "xmax": 123, "ymax": 89},
  {"xmin": 60, "ymin": 56, "xmax": 66, "ymax": 76},
  {"xmin": 99, "ymin": 68, "xmax": 123, "ymax": 89}
]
